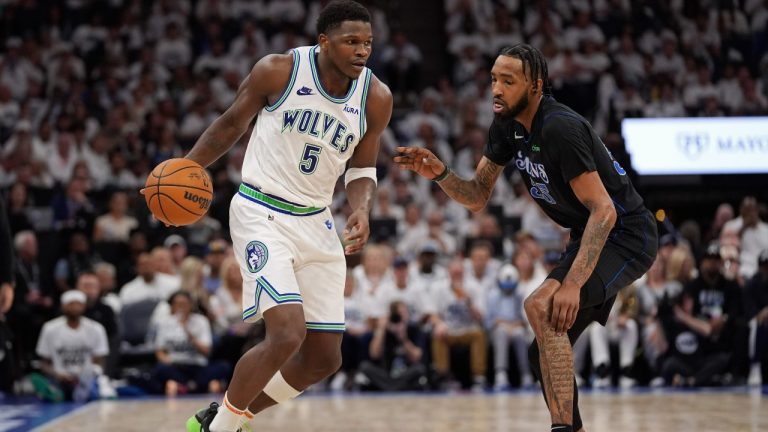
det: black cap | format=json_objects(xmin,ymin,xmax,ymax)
[
  {"xmin": 703, "ymin": 243, "xmax": 721, "ymax": 260},
  {"xmin": 393, "ymin": 256, "xmax": 408, "ymax": 268},
  {"xmin": 660, "ymin": 234, "xmax": 678, "ymax": 247}
]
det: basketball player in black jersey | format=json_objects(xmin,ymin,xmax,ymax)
[{"xmin": 395, "ymin": 44, "xmax": 658, "ymax": 432}]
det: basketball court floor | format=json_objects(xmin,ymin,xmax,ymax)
[{"xmin": 18, "ymin": 389, "xmax": 768, "ymax": 432}]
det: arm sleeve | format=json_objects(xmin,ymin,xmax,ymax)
[
  {"xmin": 483, "ymin": 120, "xmax": 516, "ymax": 166},
  {"xmin": 0, "ymin": 198, "xmax": 14, "ymax": 285},
  {"xmin": 543, "ymin": 116, "xmax": 597, "ymax": 183}
]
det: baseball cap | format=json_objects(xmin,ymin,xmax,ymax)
[
  {"xmin": 497, "ymin": 264, "xmax": 519, "ymax": 291},
  {"xmin": 660, "ymin": 234, "xmax": 678, "ymax": 247},
  {"xmin": 61, "ymin": 290, "xmax": 87, "ymax": 305},
  {"xmin": 207, "ymin": 239, "xmax": 228, "ymax": 254},
  {"xmin": 393, "ymin": 256, "xmax": 409, "ymax": 268},
  {"xmin": 163, "ymin": 234, "xmax": 186, "ymax": 249},
  {"xmin": 419, "ymin": 240, "xmax": 440, "ymax": 255}
]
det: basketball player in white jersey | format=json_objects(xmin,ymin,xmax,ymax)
[{"xmin": 183, "ymin": 2, "xmax": 392, "ymax": 431}]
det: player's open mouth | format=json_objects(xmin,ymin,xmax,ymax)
[
  {"xmin": 493, "ymin": 100, "xmax": 505, "ymax": 113},
  {"xmin": 351, "ymin": 62, "xmax": 365, "ymax": 70}
]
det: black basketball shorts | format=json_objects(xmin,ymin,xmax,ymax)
[{"xmin": 548, "ymin": 208, "xmax": 658, "ymax": 325}]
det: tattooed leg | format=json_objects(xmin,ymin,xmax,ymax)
[{"xmin": 524, "ymin": 280, "xmax": 575, "ymax": 426}]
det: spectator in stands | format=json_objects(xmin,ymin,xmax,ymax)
[
  {"xmin": 382, "ymin": 256, "xmax": 431, "ymax": 324},
  {"xmin": 152, "ymin": 246, "xmax": 181, "ymax": 287},
  {"xmin": 513, "ymin": 247, "xmax": 548, "ymax": 302},
  {"xmin": 8, "ymin": 230, "xmax": 52, "ymax": 367},
  {"xmin": 6, "ymin": 182, "xmax": 33, "ymax": 234},
  {"xmin": 94, "ymin": 262, "xmax": 121, "ymax": 315},
  {"xmin": 152, "ymin": 290, "xmax": 229, "ymax": 396},
  {"xmin": 54, "ymin": 231, "xmax": 98, "ymax": 293},
  {"xmin": 359, "ymin": 301, "xmax": 426, "ymax": 391},
  {"xmin": 589, "ymin": 285, "xmax": 640, "ymax": 388},
  {"xmin": 636, "ymin": 256, "xmax": 683, "ymax": 384},
  {"xmin": 380, "ymin": 31, "xmax": 422, "ymax": 104},
  {"xmin": 119, "ymin": 252, "xmax": 177, "ymax": 307},
  {"xmin": 35, "ymin": 290, "xmax": 109, "ymax": 401},
  {"xmin": 332, "ymin": 270, "xmax": 369, "ymax": 391},
  {"xmin": 464, "ymin": 240, "xmax": 499, "ymax": 298},
  {"xmin": 486, "ymin": 264, "xmax": 532, "ymax": 390},
  {"xmin": 661, "ymin": 243, "xmax": 745, "ymax": 386},
  {"xmin": 210, "ymin": 256, "xmax": 252, "ymax": 365},
  {"xmin": 745, "ymin": 250, "xmax": 768, "ymax": 386},
  {"xmin": 723, "ymin": 197, "xmax": 768, "ymax": 279},
  {"xmin": 164, "ymin": 234, "xmax": 188, "ymax": 273},
  {"xmin": 353, "ymin": 244, "xmax": 394, "ymax": 321},
  {"xmin": 51, "ymin": 174, "xmax": 95, "ymax": 232},
  {"xmin": 431, "ymin": 258, "xmax": 486, "ymax": 390},
  {"xmin": 203, "ymin": 239, "xmax": 228, "ymax": 294},
  {"xmin": 93, "ymin": 191, "xmax": 138, "ymax": 243}
]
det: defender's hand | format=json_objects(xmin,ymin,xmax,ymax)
[
  {"xmin": 393, "ymin": 146, "xmax": 445, "ymax": 180},
  {"xmin": 551, "ymin": 285, "xmax": 579, "ymax": 334},
  {"xmin": 343, "ymin": 209, "xmax": 370, "ymax": 255}
]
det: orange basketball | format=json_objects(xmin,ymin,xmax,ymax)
[{"xmin": 144, "ymin": 158, "xmax": 213, "ymax": 226}]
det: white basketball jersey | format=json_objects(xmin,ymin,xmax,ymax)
[{"xmin": 241, "ymin": 45, "xmax": 373, "ymax": 208}]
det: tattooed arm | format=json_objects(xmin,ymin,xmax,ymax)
[
  {"xmin": 394, "ymin": 147, "xmax": 504, "ymax": 213},
  {"xmin": 551, "ymin": 171, "xmax": 617, "ymax": 333}
]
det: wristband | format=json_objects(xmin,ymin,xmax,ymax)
[{"xmin": 433, "ymin": 166, "xmax": 451, "ymax": 182}]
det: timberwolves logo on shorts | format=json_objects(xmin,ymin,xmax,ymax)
[{"xmin": 245, "ymin": 241, "xmax": 268, "ymax": 273}]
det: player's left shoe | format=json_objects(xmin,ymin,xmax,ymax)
[{"xmin": 185, "ymin": 402, "xmax": 252, "ymax": 432}]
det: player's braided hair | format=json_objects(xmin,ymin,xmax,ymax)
[
  {"xmin": 499, "ymin": 44, "xmax": 552, "ymax": 95},
  {"xmin": 316, "ymin": 0, "xmax": 371, "ymax": 35}
]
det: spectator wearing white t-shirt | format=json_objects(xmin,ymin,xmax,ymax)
[
  {"xmin": 724, "ymin": 197, "xmax": 768, "ymax": 279},
  {"xmin": 93, "ymin": 192, "xmax": 138, "ymax": 243},
  {"xmin": 119, "ymin": 252, "xmax": 178, "ymax": 306},
  {"xmin": 431, "ymin": 259, "xmax": 487, "ymax": 390},
  {"xmin": 36, "ymin": 290, "xmax": 109, "ymax": 400},
  {"xmin": 152, "ymin": 290, "xmax": 230, "ymax": 395}
]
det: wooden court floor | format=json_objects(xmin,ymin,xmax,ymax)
[{"xmin": 36, "ymin": 390, "xmax": 768, "ymax": 432}]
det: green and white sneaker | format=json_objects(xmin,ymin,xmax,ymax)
[{"xmin": 185, "ymin": 402, "xmax": 252, "ymax": 432}]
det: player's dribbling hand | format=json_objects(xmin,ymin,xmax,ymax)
[
  {"xmin": 393, "ymin": 146, "xmax": 445, "ymax": 180},
  {"xmin": 343, "ymin": 209, "xmax": 370, "ymax": 255},
  {"xmin": 551, "ymin": 284, "xmax": 580, "ymax": 335}
]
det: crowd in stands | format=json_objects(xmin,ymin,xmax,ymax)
[{"xmin": 0, "ymin": 0, "xmax": 766, "ymax": 401}]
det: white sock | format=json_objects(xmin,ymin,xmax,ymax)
[{"xmin": 209, "ymin": 393, "xmax": 245, "ymax": 432}]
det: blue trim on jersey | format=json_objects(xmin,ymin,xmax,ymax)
[
  {"xmin": 309, "ymin": 45, "xmax": 358, "ymax": 104},
  {"xmin": 265, "ymin": 49, "xmax": 300, "ymax": 112},
  {"xmin": 359, "ymin": 69, "xmax": 372, "ymax": 136}
]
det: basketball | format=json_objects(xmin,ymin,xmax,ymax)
[{"xmin": 144, "ymin": 158, "xmax": 213, "ymax": 226}]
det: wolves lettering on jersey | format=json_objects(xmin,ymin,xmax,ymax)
[
  {"xmin": 240, "ymin": 45, "xmax": 373, "ymax": 207},
  {"xmin": 281, "ymin": 110, "xmax": 355, "ymax": 154}
]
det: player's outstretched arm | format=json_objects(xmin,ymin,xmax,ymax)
[
  {"xmin": 342, "ymin": 76, "xmax": 393, "ymax": 255},
  {"xmin": 185, "ymin": 53, "xmax": 294, "ymax": 168},
  {"xmin": 394, "ymin": 149, "xmax": 503, "ymax": 213},
  {"xmin": 552, "ymin": 171, "xmax": 617, "ymax": 334}
]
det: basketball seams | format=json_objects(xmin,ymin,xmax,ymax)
[
  {"xmin": 157, "ymin": 192, "xmax": 205, "ymax": 217},
  {"xmin": 151, "ymin": 163, "xmax": 207, "ymax": 179},
  {"xmin": 156, "ymin": 161, "xmax": 172, "ymax": 224},
  {"xmin": 149, "ymin": 183, "xmax": 213, "ymax": 194}
]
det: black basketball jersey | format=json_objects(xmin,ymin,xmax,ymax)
[{"xmin": 484, "ymin": 96, "xmax": 645, "ymax": 234}]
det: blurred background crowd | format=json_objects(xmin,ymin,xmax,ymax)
[{"xmin": 0, "ymin": 0, "xmax": 767, "ymax": 400}]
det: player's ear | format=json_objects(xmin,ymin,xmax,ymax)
[{"xmin": 318, "ymin": 33, "xmax": 329, "ymax": 50}]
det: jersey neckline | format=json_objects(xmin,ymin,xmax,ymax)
[{"xmin": 309, "ymin": 45, "xmax": 358, "ymax": 104}]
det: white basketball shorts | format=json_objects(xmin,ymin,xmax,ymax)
[{"xmin": 229, "ymin": 183, "xmax": 346, "ymax": 332}]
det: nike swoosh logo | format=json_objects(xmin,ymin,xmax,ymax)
[
  {"xmin": 296, "ymin": 86, "xmax": 313, "ymax": 96},
  {"xmin": 514, "ymin": 132, "xmax": 524, "ymax": 139}
]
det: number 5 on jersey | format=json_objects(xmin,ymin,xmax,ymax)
[{"xmin": 299, "ymin": 143, "xmax": 322, "ymax": 174}]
